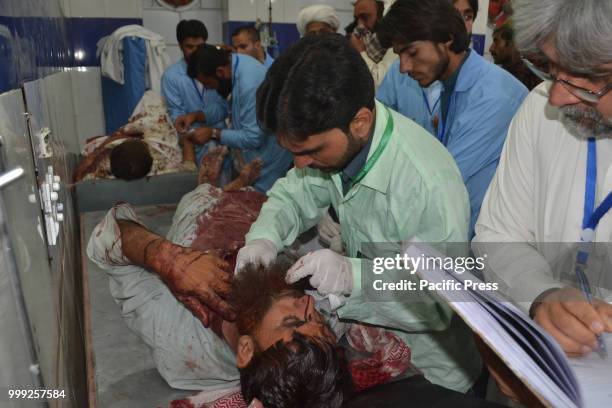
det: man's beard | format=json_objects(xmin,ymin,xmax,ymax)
[
  {"xmin": 217, "ymin": 77, "xmax": 233, "ymax": 99},
  {"xmin": 310, "ymin": 131, "xmax": 366, "ymax": 173},
  {"xmin": 419, "ymin": 46, "xmax": 450, "ymax": 88},
  {"xmin": 560, "ymin": 105, "xmax": 612, "ymax": 139}
]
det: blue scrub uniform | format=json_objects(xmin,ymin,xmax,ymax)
[
  {"xmin": 161, "ymin": 59, "xmax": 229, "ymax": 162},
  {"xmin": 220, "ymin": 54, "xmax": 292, "ymax": 192},
  {"xmin": 377, "ymin": 52, "xmax": 528, "ymax": 236}
]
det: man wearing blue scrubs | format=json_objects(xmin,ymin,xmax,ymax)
[
  {"xmin": 231, "ymin": 25, "xmax": 275, "ymax": 68},
  {"xmin": 377, "ymin": 0, "xmax": 528, "ymax": 237},
  {"xmin": 161, "ymin": 20, "xmax": 229, "ymax": 163},
  {"xmin": 376, "ymin": 0, "xmax": 478, "ymax": 134},
  {"xmin": 182, "ymin": 45, "xmax": 292, "ymax": 192}
]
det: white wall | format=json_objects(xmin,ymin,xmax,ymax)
[
  {"xmin": 227, "ymin": 0, "xmax": 354, "ymax": 32},
  {"xmin": 140, "ymin": 0, "xmax": 356, "ymax": 63},
  {"xmin": 60, "ymin": 0, "xmax": 142, "ymax": 18},
  {"xmin": 142, "ymin": 0, "xmax": 225, "ymax": 63}
]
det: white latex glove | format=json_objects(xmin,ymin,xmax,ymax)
[
  {"xmin": 286, "ymin": 249, "xmax": 353, "ymax": 297},
  {"xmin": 234, "ymin": 239, "xmax": 277, "ymax": 274},
  {"xmin": 317, "ymin": 213, "xmax": 342, "ymax": 249}
]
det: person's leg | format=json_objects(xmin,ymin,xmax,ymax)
[
  {"xmin": 198, "ymin": 146, "xmax": 229, "ymax": 186},
  {"xmin": 223, "ymin": 159, "xmax": 263, "ymax": 192}
]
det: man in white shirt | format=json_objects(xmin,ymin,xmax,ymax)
[
  {"xmin": 349, "ymin": 0, "xmax": 397, "ymax": 88},
  {"xmin": 473, "ymin": 0, "xmax": 612, "ymax": 358}
]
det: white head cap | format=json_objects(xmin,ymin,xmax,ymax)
[{"xmin": 296, "ymin": 5, "xmax": 341, "ymax": 36}]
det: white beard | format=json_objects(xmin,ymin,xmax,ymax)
[{"xmin": 560, "ymin": 105, "xmax": 612, "ymax": 139}]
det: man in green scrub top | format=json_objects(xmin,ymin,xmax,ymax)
[{"xmin": 236, "ymin": 34, "xmax": 482, "ymax": 393}]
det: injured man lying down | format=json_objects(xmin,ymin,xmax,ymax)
[
  {"xmin": 74, "ymin": 91, "xmax": 197, "ymax": 183},
  {"xmin": 88, "ymin": 148, "xmax": 494, "ymax": 408}
]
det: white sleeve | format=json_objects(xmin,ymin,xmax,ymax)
[
  {"xmin": 86, "ymin": 200, "xmax": 238, "ymax": 390},
  {"xmin": 472, "ymin": 89, "xmax": 562, "ymax": 313}
]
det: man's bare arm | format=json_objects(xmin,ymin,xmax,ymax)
[
  {"xmin": 117, "ymin": 220, "xmax": 236, "ymax": 321},
  {"xmin": 73, "ymin": 129, "xmax": 143, "ymax": 182}
]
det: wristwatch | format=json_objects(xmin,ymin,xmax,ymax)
[{"xmin": 211, "ymin": 128, "xmax": 221, "ymax": 141}]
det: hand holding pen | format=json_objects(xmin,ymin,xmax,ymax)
[{"xmin": 531, "ymin": 287, "xmax": 611, "ymax": 358}]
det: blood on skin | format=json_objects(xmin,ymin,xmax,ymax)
[{"xmin": 157, "ymin": 190, "xmax": 266, "ymax": 337}]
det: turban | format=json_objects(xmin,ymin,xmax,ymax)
[{"xmin": 296, "ymin": 5, "xmax": 341, "ymax": 36}]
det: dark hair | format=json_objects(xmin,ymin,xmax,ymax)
[
  {"xmin": 469, "ymin": 0, "xmax": 479, "ymax": 19},
  {"xmin": 375, "ymin": 0, "xmax": 385, "ymax": 21},
  {"xmin": 176, "ymin": 20, "xmax": 208, "ymax": 44},
  {"xmin": 187, "ymin": 44, "xmax": 231, "ymax": 78},
  {"xmin": 240, "ymin": 332, "xmax": 353, "ymax": 408},
  {"xmin": 231, "ymin": 25, "xmax": 261, "ymax": 43},
  {"xmin": 493, "ymin": 23, "xmax": 514, "ymax": 44},
  {"xmin": 256, "ymin": 34, "xmax": 375, "ymax": 143},
  {"xmin": 109, "ymin": 140, "xmax": 153, "ymax": 181},
  {"xmin": 230, "ymin": 261, "xmax": 303, "ymax": 336},
  {"xmin": 454, "ymin": 0, "xmax": 479, "ymax": 20},
  {"xmin": 377, "ymin": 0, "xmax": 470, "ymax": 53}
]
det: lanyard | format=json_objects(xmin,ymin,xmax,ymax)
[
  {"xmin": 422, "ymin": 89, "xmax": 443, "ymax": 141},
  {"xmin": 191, "ymin": 78, "xmax": 205, "ymax": 102},
  {"xmin": 437, "ymin": 117, "xmax": 446, "ymax": 143},
  {"xmin": 576, "ymin": 137, "xmax": 609, "ymax": 357},
  {"xmin": 232, "ymin": 54, "xmax": 240, "ymax": 91},
  {"xmin": 582, "ymin": 137, "xmax": 612, "ymax": 238},
  {"xmin": 421, "ymin": 89, "xmax": 440, "ymax": 117},
  {"xmin": 349, "ymin": 107, "xmax": 394, "ymax": 189},
  {"xmin": 437, "ymin": 89, "xmax": 451, "ymax": 144}
]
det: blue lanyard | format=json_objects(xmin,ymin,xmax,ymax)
[
  {"xmin": 191, "ymin": 79, "xmax": 205, "ymax": 102},
  {"xmin": 576, "ymin": 138, "xmax": 611, "ymax": 358},
  {"xmin": 437, "ymin": 90, "xmax": 452, "ymax": 145},
  {"xmin": 437, "ymin": 117, "xmax": 446, "ymax": 143},
  {"xmin": 421, "ymin": 89, "xmax": 440, "ymax": 117},
  {"xmin": 582, "ymin": 138, "xmax": 612, "ymax": 236},
  {"xmin": 232, "ymin": 54, "xmax": 240, "ymax": 92}
]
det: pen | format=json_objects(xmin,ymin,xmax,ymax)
[{"xmin": 574, "ymin": 258, "xmax": 608, "ymax": 359}]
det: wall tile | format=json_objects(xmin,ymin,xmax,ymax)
[
  {"xmin": 256, "ymin": 0, "xmax": 284, "ymax": 23},
  {"xmin": 227, "ymin": 0, "xmax": 257, "ymax": 21},
  {"xmin": 181, "ymin": 9, "xmax": 223, "ymax": 44},
  {"xmin": 68, "ymin": 0, "xmax": 106, "ymax": 18},
  {"xmin": 70, "ymin": 17, "xmax": 143, "ymax": 67},
  {"xmin": 142, "ymin": 9, "xmax": 180, "ymax": 45},
  {"xmin": 283, "ymin": 1, "xmax": 302, "ymax": 24},
  {"xmin": 70, "ymin": 68, "xmax": 105, "ymax": 150},
  {"xmin": 42, "ymin": 72, "xmax": 80, "ymax": 154},
  {"xmin": 105, "ymin": 0, "xmax": 143, "ymax": 19},
  {"xmin": 201, "ymin": 0, "xmax": 223, "ymax": 8}
]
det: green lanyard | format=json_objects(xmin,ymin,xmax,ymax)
[{"xmin": 349, "ymin": 107, "xmax": 394, "ymax": 189}]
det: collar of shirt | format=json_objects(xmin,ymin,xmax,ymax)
[
  {"xmin": 338, "ymin": 101, "xmax": 394, "ymax": 195},
  {"xmin": 441, "ymin": 49, "xmax": 471, "ymax": 121},
  {"xmin": 341, "ymin": 126, "xmax": 375, "ymax": 194}
]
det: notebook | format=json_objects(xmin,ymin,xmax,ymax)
[{"xmin": 404, "ymin": 243, "xmax": 612, "ymax": 408}]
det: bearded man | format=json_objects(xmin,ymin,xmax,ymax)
[{"xmin": 473, "ymin": 0, "xmax": 612, "ymax": 358}]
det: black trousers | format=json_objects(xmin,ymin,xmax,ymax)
[{"xmin": 345, "ymin": 375, "xmax": 507, "ymax": 408}]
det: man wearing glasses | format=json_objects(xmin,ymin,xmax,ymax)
[{"xmin": 473, "ymin": 0, "xmax": 612, "ymax": 360}]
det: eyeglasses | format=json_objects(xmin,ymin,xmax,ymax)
[{"xmin": 522, "ymin": 58, "xmax": 612, "ymax": 103}]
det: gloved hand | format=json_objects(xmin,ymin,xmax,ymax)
[
  {"xmin": 317, "ymin": 213, "xmax": 344, "ymax": 254},
  {"xmin": 234, "ymin": 238, "xmax": 278, "ymax": 274},
  {"xmin": 286, "ymin": 249, "xmax": 353, "ymax": 297}
]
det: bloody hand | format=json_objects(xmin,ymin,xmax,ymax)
[{"xmin": 151, "ymin": 241, "xmax": 236, "ymax": 321}]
